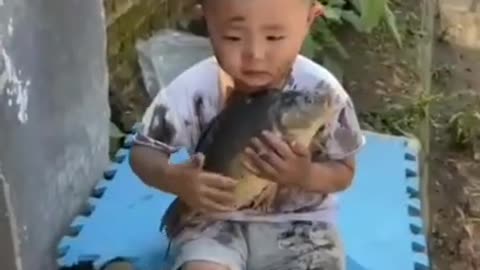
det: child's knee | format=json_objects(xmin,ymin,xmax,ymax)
[
  {"xmin": 171, "ymin": 222, "xmax": 246, "ymax": 270},
  {"xmin": 181, "ymin": 261, "xmax": 230, "ymax": 270}
]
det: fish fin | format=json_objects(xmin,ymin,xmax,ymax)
[
  {"xmin": 160, "ymin": 199, "xmax": 180, "ymax": 233},
  {"xmin": 251, "ymin": 183, "xmax": 278, "ymax": 212},
  {"xmin": 161, "ymin": 199, "xmax": 197, "ymax": 239},
  {"xmin": 164, "ymin": 240, "xmax": 172, "ymax": 260},
  {"xmin": 190, "ymin": 153, "xmax": 205, "ymax": 169}
]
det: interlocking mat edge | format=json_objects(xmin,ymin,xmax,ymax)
[{"xmin": 56, "ymin": 126, "xmax": 430, "ymax": 270}]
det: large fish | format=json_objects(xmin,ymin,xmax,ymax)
[{"xmin": 161, "ymin": 84, "xmax": 338, "ymax": 239}]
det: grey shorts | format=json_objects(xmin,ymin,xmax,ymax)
[{"xmin": 169, "ymin": 220, "xmax": 345, "ymax": 270}]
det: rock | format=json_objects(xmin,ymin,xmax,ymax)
[{"xmin": 468, "ymin": 195, "xmax": 480, "ymax": 218}]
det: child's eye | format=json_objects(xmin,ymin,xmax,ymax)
[
  {"xmin": 223, "ymin": 36, "xmax": 241, "ymax": 41},
  {"xmin": 266, "ymin": 35, "xmax": 285, "ymax": 41}
]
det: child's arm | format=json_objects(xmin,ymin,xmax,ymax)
[
  {"xmin": 302, "ymin": 156, "xmax": 356, "ymax": 193},
  {"xmin": 131, "ymin": 143, "xmax": 237, "ymax": 212},
  {"xmin": 130, "ymin": 133, "xmax": 238, "ymax": 213},
  {"xmin": 243, "ymin": 133, "xmax": 357, "ymax": 193},
  {"xmin": 130, "ymin": 144, "xmax": 182, "ymax": 195},
  {"xmin": 243, "ymin": 95, "xmax": 364, "ymax": 193},
  {"xmin": 305, "ymin": 95, "xmax": 365, "ymax": 193}
]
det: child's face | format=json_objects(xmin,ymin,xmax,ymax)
[{"xmin": 203, "ymin": 0, "xmax": 319, "ymax": 93}]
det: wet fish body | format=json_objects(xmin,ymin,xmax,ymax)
[{"xmin": 161, "ymin": 87, "xmax": 337, "ymax": 238}]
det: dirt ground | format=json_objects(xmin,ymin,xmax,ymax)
[
  {"xmin": 109, "ymin": 0, "xmax": 480, "ymax": 268},
  {"xmin": 334, "ymin": 0, "xmax": 480, "ymax": 269},
  {"xmin": 428, "ymin": 1, "xmax": 480, "ymax": 269}
]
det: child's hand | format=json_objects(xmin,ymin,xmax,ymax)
[
  {"xmin": 242, "ymin": 130, "xmax": 312, "ymax": 187},
  {"xmin": 168, "ymin": 153, "xmax": 238, "ymax": 213}
]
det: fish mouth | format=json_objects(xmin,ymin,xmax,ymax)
[{"xmin": 273, "ymin": 90, "xmax": 337, "ymax": 140}]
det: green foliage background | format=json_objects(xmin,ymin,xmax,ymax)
[{"xmin": 302, "ymin": 0, "xmax": 401, "ymax": 62}]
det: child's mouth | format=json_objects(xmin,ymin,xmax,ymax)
[{"xmin": 242, "ymin": 70, "xmax": 271, "ymax": 81}]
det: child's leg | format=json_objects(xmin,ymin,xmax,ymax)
[
  {"xmin": 246, "ymin": 221, "xmax": 345, "ymax": 270},
  {"xmin": 169, "ymin": 221, "xmax": 247, "ymax": 270}
]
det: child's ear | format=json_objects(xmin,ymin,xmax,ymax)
[{"xmin": 308, "ymin": 2, "xmax": 325, "ymax": 25}]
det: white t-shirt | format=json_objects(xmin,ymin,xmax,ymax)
[{"xmin": 134, "ymin": 55, "xmax": 365, "ymax": 224}]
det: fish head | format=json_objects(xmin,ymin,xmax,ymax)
[{"xmin": 274, "ymin": 85, "xmax": 337, "ymax": 143}]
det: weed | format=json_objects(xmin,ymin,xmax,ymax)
[
  {"xmin": 359, "ymin": 88, "xmax": 480, "ymax": 160},
  {"xmin": 359, "ymin": 93, "xmax": 444, "ymax": 137},
  {"xmin": 304, "ymin": 0, "xmax": 402, "ymax": 60},
  {"xmin": 110, "ymin": 121, "xmax": 127, "ymax": 159},
  {"xmin": 447, "ymin": 94, "xmax": 480, "ymax": 159}
]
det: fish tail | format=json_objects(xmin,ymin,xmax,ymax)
[
  {"xmin": 164, "ymin": 240, "xmax": 172, "ymax": 260},
  {"xmin": 160, "ymin": 199, "xmax": 193, "ymax": 240},
  {"xmin": 160, "ymin": 199, "xmax": 179, "ymax": 234}
]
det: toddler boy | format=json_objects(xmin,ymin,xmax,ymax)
[{"xmin": 130, "ymin": 0, "xmax": 365, "ymax": 269}]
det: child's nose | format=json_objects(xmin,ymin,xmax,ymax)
[{"xmin": 243, "ymin": 39, "xmax": 266, "ymax": 62}]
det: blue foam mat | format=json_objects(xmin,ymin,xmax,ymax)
[{"xmin": 57, "ymin": 130, "xmax": 430, "ymax": 270}]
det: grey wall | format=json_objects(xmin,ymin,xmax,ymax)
[{"xmin": 0, "ymin": 0, "xmax": 109, "ymax": 269}]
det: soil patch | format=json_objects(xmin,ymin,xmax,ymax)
[
  {"xmin": 427, "ymin": 2, "xmax": 480, "ymax": 269},
  {"xmin": 335, "ymin": 0, "xmax": 480, "ymax": 269}
]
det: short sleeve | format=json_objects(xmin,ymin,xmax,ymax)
[
  {"xmin": 324, "ymin": 97, "xmax": 365, "ymax": 160},
  {"xmin": 132, "ymin": 57, "xmax": 223, "ymax": 155},
  {"xmin": 133, "ymin": 89, "xmax": 189, "ymax": 154}
]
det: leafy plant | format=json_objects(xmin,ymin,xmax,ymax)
[
  {"xmin": 447, "ymin": 97, "xmax": 480, "ymax": 159},
  {"xmin": 109, "ymin": 121, "xmax": 127, "ymax": 159},
  {"xmin": 303, "ymin": 0, "xmax": 402, "ymax": 60},
  {"xmin": 359, "ymin": 93, "xmax": 443, "ymax": 137},
  {"xmin": 449, "ymin": 111, "xmax": 480, "ymax": 147}
]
